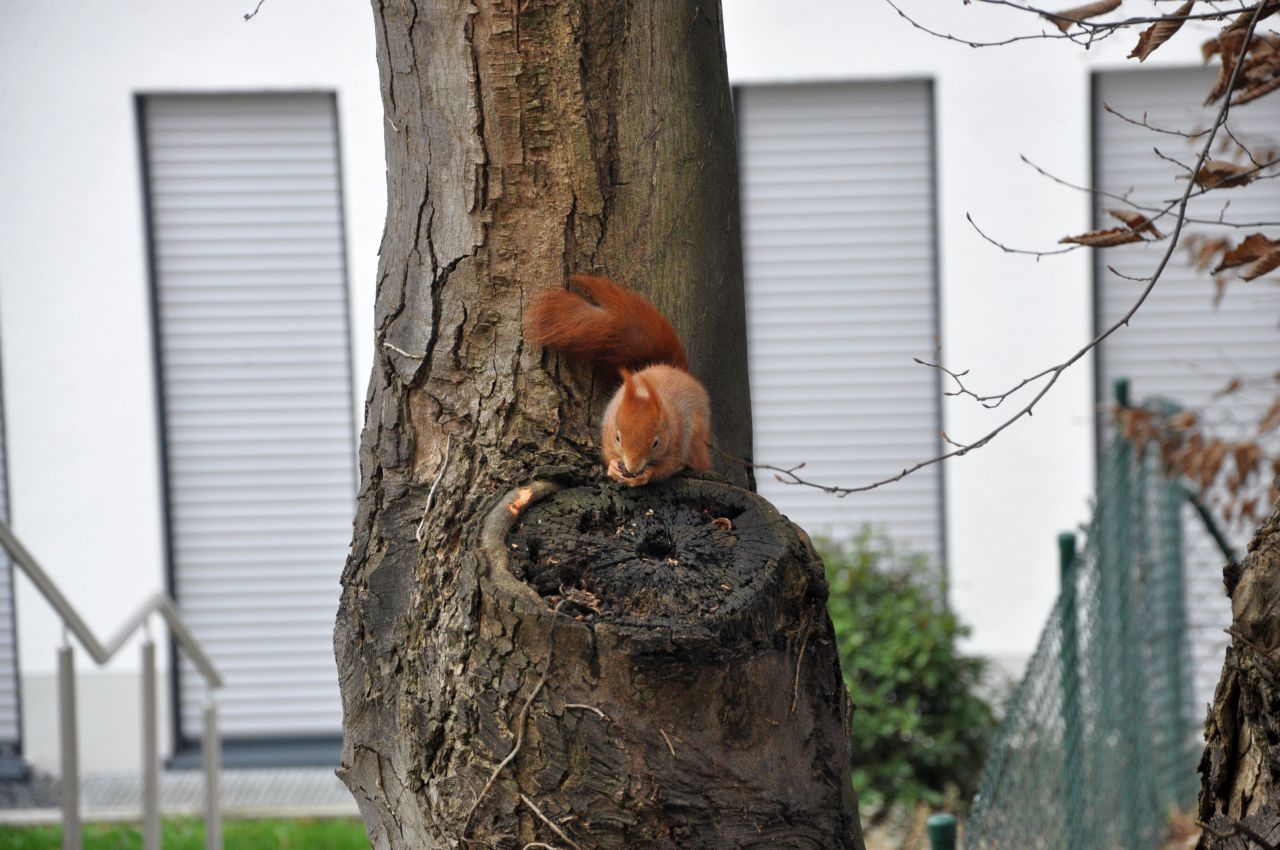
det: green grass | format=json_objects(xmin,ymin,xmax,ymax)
[{"xmin": 0, "ymin": 817, "xmax": 370, "ymax": 849}]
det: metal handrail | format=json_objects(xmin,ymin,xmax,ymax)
[{"xmin": 0, "ymin": 520, "xmax": 223, "ymax": 850}]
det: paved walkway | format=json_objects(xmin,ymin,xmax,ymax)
[{"xmin": 0, "ymin": 768, "xmax": 359, "ymax": 824}]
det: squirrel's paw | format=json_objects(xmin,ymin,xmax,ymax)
[
  {"xmin": 606, "ymin": 458, "xmax": 629, "ymax": 483},
  {"xmin": 623, "ymin": 469, "xmax": 653, "ymax": 488}
]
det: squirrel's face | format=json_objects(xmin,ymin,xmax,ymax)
[{"xmin": 614, "ymin": 371, "xmax": 665, "ymax": 477}]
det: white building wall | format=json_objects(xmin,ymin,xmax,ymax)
[{"xmin": 0, "ymin": 0, "xmax": 383, "ymax": 773}]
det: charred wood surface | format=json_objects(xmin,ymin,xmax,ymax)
[{"xmin": 474, "ymin": 479, "xmax": 861, "ymax": 849}]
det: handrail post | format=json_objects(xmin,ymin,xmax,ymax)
[
  {"xmin": 0, "ymin": 521, "xmax": 225, "ymax": 847},
  {"xmin": 204, "ymin": 699, "xmax": 222, "ymax": 850},
  {"xmin": 142, "ymin": 636, "xmax": 161, "ymax": 850},
  {"xmin": 1059, "ymin": 533, "xmax": 1083, "ymax": 850},
  {"xmin": 58, "ymin": 643, "xmax": 81, "ymax": 850},
  {"xmin": 927, "ymin": 813, "xmax": 957, "ymax": 850}
]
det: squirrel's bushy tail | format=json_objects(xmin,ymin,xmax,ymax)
[{"xmin": 527, "ymin": 274, "xmax": 689, "ymax": 372}]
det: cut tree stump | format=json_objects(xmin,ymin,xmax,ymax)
[{"xmin": 467, "ymin": 477, "xmax": 864, "ymax": 850}]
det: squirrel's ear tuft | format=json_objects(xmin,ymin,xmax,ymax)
[
  {"xmin": 638, "ymin": 374, "xmax": 662, "ymax": 414},
  {"xmin": 620, "ymin": 368, "xmax": 637, "ymax": 403}
]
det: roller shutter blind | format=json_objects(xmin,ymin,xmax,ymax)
[
  {"xmin": 738, "ymin": 81, "xmax": 944, "ymax": 568},
  {"xmin": 0, "ymin": 358, "xmax": 21, "ymax": 759},
  {"xmin": 1094, "ymin": 69, "xmax": 1280, "ymax": 710},
  {"xmin": 140, "ymin": 94, "xmax": 355, "ymax": 743}
]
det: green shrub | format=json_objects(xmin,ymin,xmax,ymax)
[{"xmin": 822, "ymin": 529, "xmax": 996, "ymax": 818}]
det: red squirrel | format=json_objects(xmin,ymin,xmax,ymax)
[{"xmin": 527, "ymin": 275, "xmax": 712, "ymax": 487}]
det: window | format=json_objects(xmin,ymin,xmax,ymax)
[
  {"xmin": 738, "ymin": 81, "xmax": 944, "ymax": 569},
  {"xmin": 139, "ymin": 93, "xmax": 355, "ymax": 758}
]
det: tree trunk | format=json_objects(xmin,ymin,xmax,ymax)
[
  {"xmin": 334, "ymin": 1, "xmax": 864, "ymax": 848},
  {"xmin": 1197, "ymin": 500, "xmax": 1280, "ymax": 849}
]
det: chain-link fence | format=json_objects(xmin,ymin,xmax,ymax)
[{"xmin": 964, "ymin": 383, "xmax": 1235, "ymax": 849}]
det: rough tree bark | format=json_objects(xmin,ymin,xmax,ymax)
[
  {"xmin": 334, "ymin": 1, "xmax": 864, "ymax": 849},
  {"xmin": 1197, "ymin": 499, "xmax": 1280, "ymax": 849}
]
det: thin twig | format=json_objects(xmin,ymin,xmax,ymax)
[
  {"xmin": 1024, "ymin": 152, "xmax": 1280, "ymax": 227},
  {"xmin": 1102, "ymin": 103, "xmax": 1210, "ymax": 139},
  {"xmin": 417, "ymin": 433, "xmax": 452, "ymax": 543},
  {"xmin": 881, "ymin": 0, "xmax": 1099, "ymax": 47},
  {"xmin": 973, "ymin": 0, "xmax": 1248, "ymax": 28},
  {"xmin": 791, "ymin": 626, "xmax": 812, "ymax": 716},
  {"xmin": 1153, "ymin": 146, "xmax": 1197, "ymax": 175},
  {"xmin": 520, "ymin": 794, "xmax": 583, "ymax": 850},
  {"xmin": 967, "ymin": 214, "xmax": 1079, "ymax": 258},
  {"xmin": 242, "ymin": 0, "xmax": 268, "ymax": 21},
  {"xmin": 383, "ymin": 340, "xmax": 424, "ymax": 360},
  {"xmin": 659, "ymin": 728, "xmax": 676, "ymax": 756},
  {"xmin": 915, "ymin": 357, "xmax": 1004, "ymax": 408},
  {"xmin": 1106, "ymin": 264, "xmax": 1154, "ymax": 282},
  {"xmin": 565, "ymin": 703, "xmax": 609, "ymax": 719}
]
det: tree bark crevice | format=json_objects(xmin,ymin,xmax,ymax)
[{"xmin": 1199, "ymin": 501, "xmax": 1280, "ymax": 849}]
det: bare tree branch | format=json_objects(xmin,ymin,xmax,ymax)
[
  {"xmin": 967, "ymin": 213, "xmax": 1081, "ymax": 258},
  {"xmin": 1021, "ymin": 153, "xmax": 1280, "ymax": 228},
  {"xmin": 973, "ymin": 0, "xmax": 1251, "ymax": 28},
  {"xmin": 761, "ymin": 3, "xmax": 1270, "ymax": 497},
  {"xmin": 881, "ymin": 0, "xmax": 1122, "ymax": 47},
  {"xmin": 1103, "ymin": 102, "xmax": 1211, "ymax": 139}
]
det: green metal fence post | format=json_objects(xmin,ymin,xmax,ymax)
[
  {"xmin": 927, "ymin": 813, "xmax": 957, "ymax": 850},
  {"xmin": 1114, "ymin": 377, "xmax": 1130, "ymax": 410},
  {"xmin": 1059, "ymin": 532, "xmax": 1084, "ymax": 850},
  {"xmin": 1152, "ymin": 401, "xmax": 1193, "ymax": 807}
]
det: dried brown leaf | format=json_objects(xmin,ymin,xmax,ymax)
[
  {"xmin": 1213, "ymin": 233, "xmax": 1280, "ymax": 273},
  {"xmin": 1216, "ymin": 377, "xmax": 1245, "ymax": 398},
  {"xmin": 1234, "ymin": 75, "xmax": 1280, "ymax": 106},
  {"xmin": 1118, "ymin": 408, "xmax": 1152, "ymax": 441},
  {"xmin": 1242, "ymin": 248, "xmax": 1280, "ymax": 281},
  {"xmin": 1205, "ymin": 32, "xmax": 1249, "ymax": 104},
  {"xmin": 1060, "ymin": 227, "xmax": 1144, "ymax": 248},
  {"xmin": 1201, "ymin": 439, "xmax": 1229, "ymax": 489},
  {"xmin": 1108, "ymin": 209, "xmax": 1165, "ymax": 239},
  {"xmin": 1129, "ymin": 1, "xmax": 1194, "ymax": 62},
  {"xmin": 1185, "ymin": 235, "xmax": 1232, "ymax": 272},
  {"xmin": 1242, "ymin": 498, "xmax": 1258, "ymax": 521},
  {"xmin": 1234, "ymin": 441, "xmax": 1264, "ymax": 483},
  {"xmin": 1169, "ymin": 410, "xmax": 1199, "ymax": 431},
  {"xmin": 1258, "ymin": 399, "xmax": 1280, "ymax": 435},
  {"xmin": 1224, "ymin": 1, "xmax": 1280, "ymax": 32},
  {"xmin": 1043, "ymin": 0, "xmax": 1122, "ymax": 32},
  {"xmin": 1207, "ymin": 32, "xmax": 1280, "ymax": 104},
  {"xmin": 1175, "ymin": 432, "xmax": 1206, "ymax": 478},
  {"xmin": 1193, "ymin": 160, "xmax": 1256, "ymax": 189}
]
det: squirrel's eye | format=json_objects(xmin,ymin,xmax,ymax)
[
  {"xmin": 652, "ymin": 436, "xmax": 660, "ymax": 449},
  {"xmin": 615, "ymin": 431, "xmax": 621, "ymax": 443}
]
